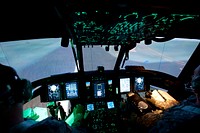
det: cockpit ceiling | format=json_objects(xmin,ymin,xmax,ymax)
[
  {"xmin": 1, "ymin": 0, "xmax": 200, "ymax": 43},
  {"xmin": 65, "ymin": 11, "xmax": 199, "ymax": 46}
]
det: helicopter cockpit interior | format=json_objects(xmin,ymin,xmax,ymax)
[{"xmin": 1, "ymin": 0, "xmax": 200, "ymax": 132}]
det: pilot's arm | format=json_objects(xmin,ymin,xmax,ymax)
[{"xmin": 66, "ymin": 104, "xmax": 89, "ymax": 127}]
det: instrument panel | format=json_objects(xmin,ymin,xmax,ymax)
[
  {"xmin": 32, "ymin": 66, "xmax": 177, "ymax": 132},
  {"xmin": 38, "ymin": 69, "xmax": 149, "ymax": 103}
]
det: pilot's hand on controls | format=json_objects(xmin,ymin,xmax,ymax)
[
  {"xmin": 72, "ymin": 104, "xmax": 89, "ymax": 127},
  {"xmin": 73, "ymin": 104, "xmax": 84, "ymax": 120},
  {"xmin": 84, "ymin": 110, "xmax": 89, "ymax": 119}
]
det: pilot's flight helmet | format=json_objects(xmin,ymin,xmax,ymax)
[{"xmin": 0, "ymin": 64, "xmax": 33, "ymax": 105}]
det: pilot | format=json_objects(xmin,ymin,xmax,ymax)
[
  {"xmin": 191, "ymin": 65, "xmax": 200, "ymax": 105},
  {"xmin": 148, "ymin": 65, "xmax": 200, "ymax": 132},
  {"xmin": 0, "ymin": 64, "xmax": 90, "ymax": 133},
  {"xmin": 0, "ymin": 64, "xmax": 36, "ymax": 133}
]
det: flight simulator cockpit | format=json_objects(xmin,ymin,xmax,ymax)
[
  {"xmin": 31, "ymin": 65, "xmax": 178, "ymax": 132},
  {"xmin": 16, "ymin": 0, "xmax": 200, "ymax": 132},
  {"xmin": 1, "ymin": 0, "xmax": 200, "ymax": 133}
]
